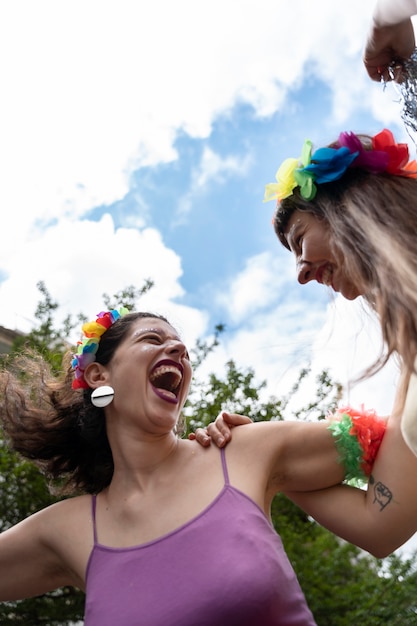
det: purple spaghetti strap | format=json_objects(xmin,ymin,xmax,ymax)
[
  {"xmin": 91, "ymin": 495, "xmax": 98, "ymax": 544},
  {"xmin": 220, "ymin": 447, "xmax": 230, "ymax": 485}
]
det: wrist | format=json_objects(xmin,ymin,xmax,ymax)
[{"xmin": 373, "ymin": 0, "xmax": 416, "ymax": 27}]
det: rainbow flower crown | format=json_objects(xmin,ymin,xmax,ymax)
[
  {"xmin": 264, "ymin": 128, "xmax": 417, "ymax": 203},
  {"xmin": 72, "ymin": 307, "xmax": 129, "ymax": 389}
]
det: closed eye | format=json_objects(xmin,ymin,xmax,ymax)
[{"xmin": 140, "ymin": 333, "xmax": 163, "ymax": 344}]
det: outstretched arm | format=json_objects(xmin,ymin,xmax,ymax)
[
  {"xmin": 0, "ymin": 498, "xmax": 86, "ymax": 601},
  {"xmin": 224, "ymin": 408, "xmax": 387, "ymax": 501},
  {"xmin": 364, "ymin": 0, "xmax": 416, "ymax": 81},
  {"xmin": 196, "ymin": 407, "xmax": 417, "ymax": 557},
  {"xmin": 286, "ymin": 412, "xmax": 417, "ymax": 558},
  {"xmin": 287, "ymin": 370, "xmax": 417, "ymax": 557}
]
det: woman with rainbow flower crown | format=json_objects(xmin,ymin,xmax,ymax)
[
  {"xmin": 0, "ymin": 305, "xmax": 394, "ymax": 624},
  {"xmin": 269, "ymin": 128, "xmax": 417, "ymax": 442},
  {"xmin": 196, "ymin": 128, "xmax": 417, "ymax": 558}
]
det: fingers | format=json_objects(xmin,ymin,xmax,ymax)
[
  {"xmin": 207, "ymin": 415, "xmax": 229, "ymax": 447},
  {"xmin": 364, "ymin": 63, "xmax": 388, "ymax": 81},
  {"xmin": 208, "ymin": 412, "xmax": 253, "ymax": 447},
  {"xmin": 363, "ymin": 20, "xmax": 416, "ymax": 81},
  {"xmin": 188, "ymin": 428, "xmax": 211, "ymax": 448},
  {"xmin": 220, "ymin": 411, "xmax": 253, "ymax": 426},
  {"xmin": 189, "ymin": 412, "xmax": 253, "ymax": 449},
  {"xmin": 189, "ymin": 426, "xmax": 211, "ymax": 447}
]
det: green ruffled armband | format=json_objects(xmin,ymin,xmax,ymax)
[{"xmin": 327, "ymin": 405, "xmax": 387, "ymax": 482}]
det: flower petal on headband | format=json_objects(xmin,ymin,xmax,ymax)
[
  {"xmin": 303, "ymin": 146, "xmax": 358, "ymax": 183},
  {"xmin": 294, "ymin": 139, "xmax": 317, "ymax": 200},
  {"xmin": 372, "ymin": 128, "xmax": 417, "ymax": 177},
  {"xmin": 402, "ymin": 160, "xmax": 417, "ymax": 177},
  {"xmin": 300, "ymin": 139, "xmax": 312, "ymax": 167},
  {"xmin": 82, "ymin": 320, "xmax": 109, "ymax": 338},
  {"xmin": 264, "ymin": 157, "xmax": 299, "ymax": 202},
  {"xmin": 72, "ymin": 375, "xmax": 90, "ymax": 390},
  {"xmin": 74, "ymin": 350, "xmax": 97, "ymax": 370},
  {"xmin": 338, "ymin": 131, "xmax": 389, "ymax": 173},
  {"xmin": 294, "ymin": 169, "xmax": 316, "ymax": 200},
  {"xmin": 97, "ymin": 311, "xmax": 117, "ymax": 329},
  {"xmin": 264, "ymin": 128, "xmax": 417, "ymax": 206},
  {"xmin": 71, "ymin": 306, "xmax": 129, "ymax": 390}
]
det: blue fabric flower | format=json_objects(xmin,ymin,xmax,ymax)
[
  {"xmin": 301, "ymin": 146, "xmax": 359, "ymax": 184},
  {"xmin": 264, "ymin": 129, "xmax": 417, "ymax": 208}
]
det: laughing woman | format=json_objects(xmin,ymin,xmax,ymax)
[
  {"xmin": 198, "ymin": 128, "xmax": 417, "ymax": 559},
  {"xmin": 0, "ymin": 307, "xmax": 393, "ymax": 625}
]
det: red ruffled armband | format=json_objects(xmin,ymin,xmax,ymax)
[{"xmin": 327, "ymin": 405, "xmax": 387, "ymax": 481}]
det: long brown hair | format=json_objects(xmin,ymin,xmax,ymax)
[
  {"xmin": 274, "ymin": 148, "xmax": 417, "ymax": 390},
  {"xmin": 0, "ymin": 312, "xmax": 170, "ymax": 495}
]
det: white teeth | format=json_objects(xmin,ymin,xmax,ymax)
[
  {"xmin": 322, "ymin": 265, "xmax": 333, "ymax": 286},
  {"xmin": 150, "ymin": 365, "xmax": 182, "ymax": 391}
]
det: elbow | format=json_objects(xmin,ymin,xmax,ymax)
[
  {"xmin": 367, "ymin": 546, "xmax": 392, "ymax": 559},
  {"xmin": 363, "ymin": 538, "xmax": 401, "ymax": 559}
]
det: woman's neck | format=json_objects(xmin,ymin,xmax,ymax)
[{"xmin": 107, "ymin": 430, "xmax": 181, "ymax": 494}]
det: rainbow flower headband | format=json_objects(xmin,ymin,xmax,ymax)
[
  {"xmin": 264, "ymin": 128, "xmax": 417, "ymax": 203},
  {"xmin": 72, "ymin": 307, "xmax": 129, "ymax": 389}
]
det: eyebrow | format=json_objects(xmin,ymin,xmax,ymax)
[
  {"xmin": 285, "ymin": 222, "xmax": 300, "ymax": 248},
  {"xmin": 133, "ymin": 327, "xmax": 181, "ymax": 341}
]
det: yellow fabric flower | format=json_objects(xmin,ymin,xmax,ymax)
[
  {"xmin": 263, "ymin": 157, "xmax": 299, "ymax": 202},
  {"xmin": 72, "ymin": 306, "xmax": 130, "ymax": 389},
  {"xmin": 82, "ymin": 320, "xmax": 109, "ymax": 338}
]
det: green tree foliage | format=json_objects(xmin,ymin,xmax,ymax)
[
  {"xmin": 9, "ymin": 281, "xmax": 83, "ymax": 374},
  {"xmin": 273, "ymin": 495, "xmax": 417, "ymax": 625},
  {"xmin": 184, "ymin": 360, "xmax": 342, "ymax": 434},
  {"xmin": 185, "ymin": 341, "xmax": 417, "ymax": 625},
  {"xmin": 0, "ymin": 282, "xmax": 156, "ymax": 625},
  {"xmin": 0, "ymin": 446, "xmax": 85, "ymax": 625},
  {"xmin": 1, "ymin": 284, "xmax": 417, "ymax": 625},
  {"xmin": 7, "ymin": 281, "xmax": 154, "ymax": 373}
]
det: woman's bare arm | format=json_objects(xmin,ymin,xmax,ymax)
[
  {"xmin": 0, "ymin": 499, "xmax": 87, "ymax": 601},
  {"xmin": 200, "ymin": 409, "xmax": 417, "ymax": 557},
  {"xmin": 286, "ymin": 414, "xmax": 417, "ymax": 558}
]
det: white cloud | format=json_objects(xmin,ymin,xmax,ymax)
[
  {"xmin": 198, "ymin": 249, "xmax": 329, "ymax": 399},
  {"xmin": 216, "ymin": 250, "xmax": 296, "ymax": 323},
  {"xmin": 0, "ymin": 214, "xmax": 187, "ymax": 335},
  {"xmin": 0, "ymin": 0, "xmax": 407, "ymax": 420},
  {"xmin": 176, "ymin": 147, "xmax": 251, "ymax": 219},
  {"xmin": 0, "ymin": 0, "xmax": 415, "ymax": 558},
  {"xmin": 0, "ymin": 1, "xmax": 378, "ymax": 241},
  {"xmin": 195, "ymin": 149, "xmax": 251, "ymax": 190},
  {"xmin": 201, "ymin": 247, "xmax": 399, "ymax": 418},
  {"xmin": 309, "ymin": 297, "xmax": 400, "ymax": 414}
]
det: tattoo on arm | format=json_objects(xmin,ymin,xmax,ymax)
[{"xmin": 369, "ymin": 474, "xmax": 393, "ymax": 511}]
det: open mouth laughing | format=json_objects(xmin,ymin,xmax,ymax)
[
  {"xmin": 315, "ymin": 263, "xmax": 334, "ymax": 288},
  {"xmin": 149, "ymin": 359, "xmax": 183, "ymax": 403}
]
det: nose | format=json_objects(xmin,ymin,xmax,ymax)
[
  {"xmin": 166, "ymin": 338, "xmax": 189, "ymax": 359},
  {"xmin": 296, "ymin": 259, "xmax": 315, "ymax": 285}
]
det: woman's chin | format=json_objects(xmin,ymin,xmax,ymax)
[
  {"xmin": 340, "ymin": 286, "xmax": 362, "ymax": 300},
  {"xmin": 334, "ymin": 277, "xmax": 363, "ymax": 301}
]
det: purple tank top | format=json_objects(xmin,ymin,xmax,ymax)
[{"xmin": 84, "ymin": 448, "xmax": 316, "ymax": 626}]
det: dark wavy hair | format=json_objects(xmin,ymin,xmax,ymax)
[{"xmin": 0, "ymin": 312, "xmax": 169, "ymax": 495}]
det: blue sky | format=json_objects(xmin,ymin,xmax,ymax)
[{"xmin": 0, "ymin": 0, "xmax": 414, "ymax": 414}]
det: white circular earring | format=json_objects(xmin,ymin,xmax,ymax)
[{"xmin": 91, "ymin": 385, "xmax": 115, "ymax": 408}]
